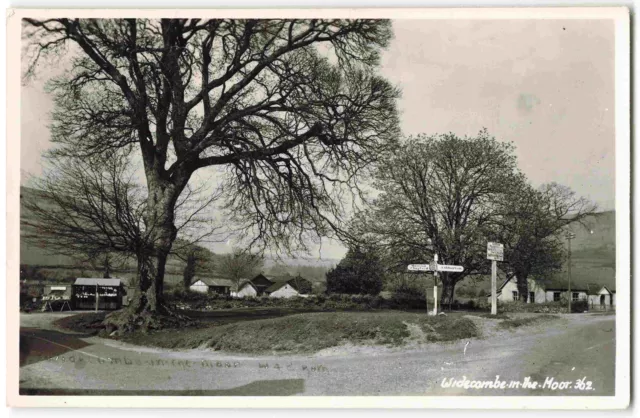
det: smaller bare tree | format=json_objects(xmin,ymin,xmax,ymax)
[
  {"xmin": 217, "ymin": 248, "xmax": 264, "ymax": 294},
  {"xmin": 173, "ymin": 243, "xmax": 216, "ymax": 291},
  {"xmin": 493, "ymin": 181, "xmax": 597, "ymax": 301},
  {"xmin": 22, "ymin": 151, "xmax": 224, "ymax": 331}
]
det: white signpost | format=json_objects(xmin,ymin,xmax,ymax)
[
  {"xmin": 407, "ymin": 264, "xmax": 432, "ymax": 272},
  {"xmin": 487, "ymin": 242, "xmax": 504, "ymax": 315},
  {"xmin": 437, "ymin": 265, "xmax": 464, "ymax": 273},
  {"xmin": 407, "ymin": 254, "xmax": 464, "ymax": 316}
]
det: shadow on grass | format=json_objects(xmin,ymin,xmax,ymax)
[
  {"xmin": 20, "ymin": 378, "xmax": 305, "ymax": 396},
  {"xmin": 20, "ymin": 327, "xmax": 94, "ymax": 367}
]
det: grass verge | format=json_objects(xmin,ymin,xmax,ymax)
[
  {"xmin": 54, "ymin": 312, "xmax": 107, "ymax": 335},
  {"xmin": 56, "ymin": 311, "xmax": 479, "ymax": 354},
  {"xmin": 121, "ymin": 311, "xmax": 480, "ymax": 353}
]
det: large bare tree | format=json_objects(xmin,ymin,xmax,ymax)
[{"xmin": 23, "ymin": 18, "xmax": 399, "ymax": 329}]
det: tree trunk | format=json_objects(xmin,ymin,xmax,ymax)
[
  {"xmin": 103, "ymin": 180, "xmax": 192, "ymax": 333},
  {"xmin": 183, "ymin": 254, "xmax": 196, "ymax": 292},
  {"xmin": 439, "ymin": 274, "xmax": 456, "ymax": 310},
  {"xmin": 516, "ymin": 270, "xmax": 530, "ymax": 302}
]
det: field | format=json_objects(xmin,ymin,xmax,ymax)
[{"xmin": 20, "ymin": 187, "xmax": 333, "ymax": 290}]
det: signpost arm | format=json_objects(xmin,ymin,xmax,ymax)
[{"xmin": 491, "ymin": 260, "xmax": 497, "ymax": 315}]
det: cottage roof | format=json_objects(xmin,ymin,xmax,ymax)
[
  {"xmin": 192, "ymin": 277, "xmax": 235, "ymax": 287},
  {"xmin": 238, "ymin": 280, "xmax": 258, "ymax": 291},
  {"xmin": 261, "ymin": 274, "xmax": 290, "ymax": 283},
  {"xmin": 74, "ymin": 278, "xmax": 121, "ymax": 286},
  {"xmin": 587, "ymin": 283, "xmax": 602, "ymax": 295},
  {"xmin": 538, "ymin": 277, "xmax": 588, "ymax": 292},
  {"xmin": 586, "ymin": 283, "xmax": 615, "ymax": 295},
  {"xmin": 264, "ymin": 280, "xmax": 291, "ymax": 293}
]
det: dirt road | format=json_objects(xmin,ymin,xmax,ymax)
[{"xmin": 18, "ymin": 312, "xmax": 615, "ymax": 396}]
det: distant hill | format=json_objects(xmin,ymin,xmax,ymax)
[
  {"xmin": 19, "ymin": 186, "xmax": 336, "ymax": 287},
  {"xmin": 457, "ymin": 211, "xmax": 616, "ymax": 297}
]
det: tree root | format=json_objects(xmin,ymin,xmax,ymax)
[{"xmin": 102, "ymin": 303, "xmax": 194, "ymax": 336}]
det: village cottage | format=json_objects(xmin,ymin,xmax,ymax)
[
  {"xmin": 492, "ymin": 276, "xmax": 592, "ymax": 304},
  {"xmin": 233, "ymin": 274, "xmax": 313, "ymax": 299},
  {"xmin": 189, "ymin": 276, "xmax": 235, "ymax": 295},
  {"xmin": 586, "ymin": 283, "xmax": 616, "ymax": 310}
]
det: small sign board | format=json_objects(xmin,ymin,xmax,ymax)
[
  {"xmin": 407, "ymin": 264, "xmax": 432, "ymax": 271},
  {"xmin": 487, "ymin": 242, "xmax": 504, "ymax": 261},
  {"xmin": 437, "ymin": 264, "xmax": 464, "ymax": 272}
]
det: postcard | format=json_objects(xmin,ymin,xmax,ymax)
[{"xmin": 6, "ymin": 7, "xmax": 630, "ymax": 409}]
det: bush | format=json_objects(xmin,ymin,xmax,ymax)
[
  {"xmin": 500, "ymin": 301, "xmax": 568, "ymax": 314},
  {"xmin": 571, "ymin": 299, "xmax": 589, "ymax": 313},
  {"xmin": 390, "ymin": 282, "xmax": 425, "ymax": 299},
  {"xmin": 326, "ymin": 246, "xmax": 384, "ymax": 295},
  {"xmin": 389, "ymin": 291, "xmax": 426, "ymax": 310},
  {"xmin": 371, "ymin": 295, "xmax": 386, "ymax": 309}
]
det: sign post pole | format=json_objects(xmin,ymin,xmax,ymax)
[
  {"xmin": 491, "ymin": 259, "xmax": 497, "ymax": 315},
  {"xmin": 432, "ymin": 254, "xmax": 438, "ymax": 315},
  {"xmin": 487, "ymin": 242, "xmax": 504, "ymax": 316},
  {"xmin": 407, "ymin": 258, "xmax": 464, "ymax": 316},
  {"xmin": 424, "ymin": 274, "xmax": 428, "ymax": 314}
]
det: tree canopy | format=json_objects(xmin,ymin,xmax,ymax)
[
  {"xmin": 350, "ymin": 130, "xmax": 522, "ymax": 304},
  {"xmin": 492, "ymin": 181, "xmax": 596, "ymax": 300},
  {"xmin": 326, "ymin": 246, "xmax": 384, "ymax": 295},
  {"xmin": 23, "ymin": 18, "xmax": 400, "ymax": 327},
  {"xmin": 24, "ymin": 18, "xmax": 400, "ymax": 253}
]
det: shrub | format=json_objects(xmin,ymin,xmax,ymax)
[
  {"xmin": 326, "ymin": 246, "xmax": 384, "ymax": 295},
  {"xmin": 571, "ymin": 299, "xmax": 589, "ymax": 313},
  {"xmin": 500, "ymin": 301, "xmax": 568, "ymax": 314},
  {"xmin": 371, "ymin": 295, "xmax": 386, "ymax": 309},
  {"xmin": 328, "ymin": 293, "xmax": 343, "ymax": 302},
  {"xmin": 389, "ymin": 291, "xmax": 426, "ymax": 310},
  {"xmin": 389, "ymin": 280, "xmax": 425, "ymax": 298}
]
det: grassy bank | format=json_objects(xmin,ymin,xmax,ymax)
[
  {"xmin": 117, "ymin": 311, "xmax": 480, "ymax": 353},
  {"xmin": 54, "ymin": 309, "xmax": 565, "ymax": 355}
]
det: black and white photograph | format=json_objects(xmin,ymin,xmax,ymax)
[{"xmin": 6, "ymin": 7, "xmax": 630, "ymax": 409}]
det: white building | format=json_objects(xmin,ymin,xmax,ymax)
[
  {"xmin": 495, "ymin": 277, "xmax": 546, "ymax": 303},
  {"xmin": 264, "ymin": 281, "xmax": 300, "ymax": 298},
  {"xmin": 189, "ymin": 277, "xmax": 234, "ymax": 295},
  {"xmin": 586, "ymin": 284, "xmax": 615, "ymax": 310},
  {"xmin": 234, "ymin": 281, "xmax": 259, "ymax": 298},
  {"xmin": 492, "ymin": 276, "xmax": 589, "ymax": 303}
]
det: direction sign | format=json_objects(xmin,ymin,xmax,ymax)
[
  {"xmin": 437, "ymin": 264, "xmax": 464, "ymax": 273},
  {"xmin": 407, "ymin": 264, "xmax": 432, "ymax": 271},
  {"xmin": 487, "ymin": 242, "xmax": 504, "ymax": 261}
]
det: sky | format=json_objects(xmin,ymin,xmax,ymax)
[{"xmin": 20, "ymin": 19, "xmax": 616, "ymax": 260}]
